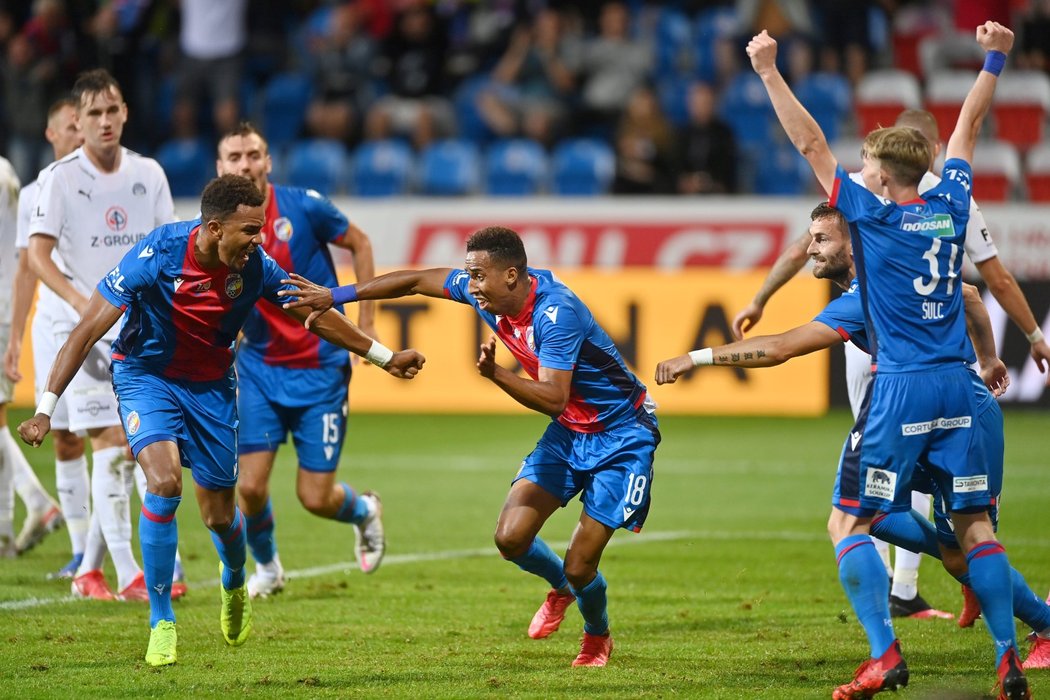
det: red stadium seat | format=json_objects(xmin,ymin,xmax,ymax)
[
  {"xmin": 970, "ymin": 140, "xmax": 1020, "ymax": 202},
  {"xmin": 855, "ymin": 70, "xmax": 922, "ymax": 136},
  {"xmin": 831, "ymin": 137, "xmax": 866, "ymax": 174},
  {"xmin": 1025, "ymin": 143, "xmax": 1050, "ymax": 202},
  {"xmin": 924, "ymin": 70, "xmax": 974, "ymax": 140},
  {"xmin": 992, "ymin": 71, "xmax": 1050, "ymax": 150}
]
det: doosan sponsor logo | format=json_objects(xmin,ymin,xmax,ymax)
[
  {"xmin": 900, "ymin": 416, "xmax": 972, "ymax": 435},
  {"xmin": 901, "ymin": 213, "xmax": 954, "ymax": 236}
]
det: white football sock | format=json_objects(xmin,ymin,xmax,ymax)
[
  {"xmin": 890, "ymin": 491, "xmax": 931, "ymax": 600},
  {"xmin": 56, "ymin": 456, "xmax": 90, "ymax": 554},
  {"xmin": 91, "ymin": 446, "xmax": 141, "ymax": 590},
  {"xmin": 77, "ymin": 512, "xmax": 106, "ymax": 575},
  {"xmin": 0, "ymin": 441, "xmax": 14, "ymax": 533},
  {"xmin": 3, "ymin": 428, "xmax": 53, "ymax": 512},
  {"xmin": 872, "ymin": 537, "xmax": 892, "ymax": 577}
]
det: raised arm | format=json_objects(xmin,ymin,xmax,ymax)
[
  {"xmin": 961, "ymin": 283, "xmax": 1009, "ymax": 396},
  {"xmin": 944, "ymin": 21, "xmax": 1014, "ymax": 164},
  {"xmin": 747, "ymin": 30, "xmax": 837, "ymax": 194},
  {"xmin": 732, "ymin": 229, "xmax": 811, "ymax": 339},
  {"xmin": 655, "ymin": 321, "xmax": 842, "ymax": 384},
  {"xmin": 18, "ymin": 291, "xmax": 123, "ymax": 446}
]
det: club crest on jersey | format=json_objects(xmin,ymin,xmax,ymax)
[
  {"xmin": 132, "ymin": 182, "xmax": 146, "ymax": 196},
  {"xmin": 274, "ymin": 217, "xmax": 293, "ymax": 242},
  {"xmin": 126, "ymin": 411, "xmax": 140, "ymax": 436},
  {"xmin": 106, "ymin": 206, "xmax": 128, "ymax": 231},
  {"xmin": 225, "ymin": 274, "xmax": 243, "ymax": 299},
  {"xmin": 900, "ymin": 212, "xmax": 953, "ymax": 237}
]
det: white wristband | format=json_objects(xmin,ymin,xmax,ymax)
[
  {"xmin": 688, "ymin": 348, "xmax": 714, "ymax": 367},
  {"xmin": 365, "ymin": 340, "xmax": 395, "ymax": 368},
  {"xmin": 36, "ymin": 391, "xmax": 59, "ymax": 418},
  {"xmin": 1027, "ymin": 327, "xmax": 1045, "ymax": 344}
]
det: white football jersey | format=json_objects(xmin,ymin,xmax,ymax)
[
  {"xmin": 29, "ymin": 146, "xmax": 176, "ymax": 335},
  {"xmin": 0, "ymin": 156, "xmax": 21, "ymax": 324},
  {"xmin": 18, "ymin": 175, "xmax": 65, "ymax": 327},
  {"xmin": 848, "ymin": 170, "xmax": 998, "ymax": 264}
]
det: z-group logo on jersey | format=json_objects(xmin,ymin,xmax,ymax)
[
  {"xmin": 900, "ymin": 415, "xmax": 972, "ymax": 435},
  {"xmin": 106, "ymin": 206, "xmax": 128, "ymax": 231},
  {"xmin": 901, "ymin": 212, "xmax": 954, "ymax": 236}
]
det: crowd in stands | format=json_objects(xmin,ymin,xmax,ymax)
[{"xmin": 2, "ymin": 0, "xmax": 1050, "ymax": 200}]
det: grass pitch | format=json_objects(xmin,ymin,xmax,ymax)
[{"xmin": 1, "ymin": 409, "xmax": 1046, "ymax": 698}]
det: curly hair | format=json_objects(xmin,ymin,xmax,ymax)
[
  {"xmin": 200, "ymin": 174, "xmax": 265, "ymax": 222},
  {"xmin": 466, "ymin": 226, "xmax": 527, "ymax": 273}
]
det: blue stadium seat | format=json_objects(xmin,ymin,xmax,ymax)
[
  {"xmin": 154, "ymin": 138, "xmax": 212, "ymax": 198},
  {"xmin": 261, "ymin": 73, "xmax": 313, "ymax": 150},
  {"xmin": 350, "ymin": 140, "xmax": 414, "ymax": 197},
  {"xmin": 485, "ymin": 139, "xmax": 548, "ymax": 196},
  {"xmin": 551, "ymin": 139, "xmax": 615, "ymax": 196},
  {"xmin": 418, "ymin": 139, "xmax": 481, "ymax": 196},
  {"xmin": 656, "ymin": 76, "xmax": 692, "ymax": 127},
  {"xmin": 653, "ymin": 8, "xmax": 694, "ymax": 77},
  {"xmin": 753, "ymin": 141, "xmax": 811, "ymax": 195},
  {"xmin": 718, "ymin": 72, "xmax": 776, "ymax": 148},
  {"xmin": 795, "ymin": 72, "xmax": 852, "ymax": 143},
  {"xmin": 285, "ymin": 139, "xmax": 349, "ymax": 195},
  {"xmin": 453, "ymin": 76, "xmax": 496, "ymax": 145},
  {"xmin": 694, "ymin": 6, "xmax": 738, "ymax": 82}
]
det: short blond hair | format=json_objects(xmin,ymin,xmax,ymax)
[{"xmin": 863, "ymin": 126, "xmax": 930, "ymax": 188}]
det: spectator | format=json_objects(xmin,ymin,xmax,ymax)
[
  {"xmin": 575, "ymin": 1, "xmax": 651, "ymax": 134},
  {"xmin": 172, "ymin": 0, "xmax": 247, "ymax": 139},
  {"xmin": 305, "ymin": 3, "xmax": 378, "ymax": 144},
  {"xmin": 365, "ymin": 1, "xmax": 453, "ymax": 150},
  {"xmin": 612, "ymin": 85, "xmax": 675, "ymax": 195},
  {"xmin": 1017, "ymin": 0, "xmax": 1050, "ymax": 72},
  {"xmin": 474, "ymin": 8, "xmax": 577, "ymax": 147},
  {"xmin": 676, "ymin": 82, "xmax": 737, "ymax": 194}
]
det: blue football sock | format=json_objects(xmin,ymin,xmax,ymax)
[
  {"xmin": 570, "ymin": 571, "xmax": 609, "ymax": 636},
  {"xmin": 870, "ymin": 510, "xmax": 942, "ymax": 559},
  {"xmin": 140, "ymin": 492, "xmax": 181, "ymax": 627},
  {"xmin": 1010, "ymin": 567, "xmax": 1050, "ymax": 634},
  {"xmin": 508, "ymin": 537, "xmax": 568, "ymax": 590},
  {"xmin": 966, "ymin": 541, "xmax": 1017, "ymax": 664},
  {"xmin": 245, "ymin": 498, "xmax": 276, "ymax": 565},
  {"xmin": 210, "ymin": 508, "xmax": 247, "ymax": 590},
  {"xmin": 835, "ymin": 534, "xmax": 896, "ymax": 658},
  {"xmin": 334, "ymin": 483, "xmax": 370, "ymax": 524}
]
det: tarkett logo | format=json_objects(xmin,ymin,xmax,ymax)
[{"xmin": 901, "ymin": 212, "xmax": 954, "ymax": 236}]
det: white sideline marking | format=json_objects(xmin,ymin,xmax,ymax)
[{"xmin": 0, "ymin": 529, "xmax": 780, "ymax": 611}]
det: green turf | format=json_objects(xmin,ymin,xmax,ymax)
[{"xmin": 1, "ymin": 409, "xmax": 1046, "ymax": 698}]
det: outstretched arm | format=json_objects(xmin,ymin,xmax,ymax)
[
  {"xmin": 283, "ymin": 304, "xmax": 425, "ymax": 379},
  {"xmin": 944, "ymin": 21, "xmax": 1014, "ymax": 164},
  {"xmin": 476, "ymin": 336, "xmax": 571, "ymax": 416},
  {"xmin": 961, "ymin": 283, "xmax": 1010, "ymax": 396},
  {"xmin": 732, "ymin": 230, "xmax": 811, "ymax": 339},
  {"xmin": 280, "ymin": 268, "xmax": 453, "ymax": 328},
  {"xmin": 655, "ymin": 321, "xmax": 842, "ymax": 384},
  {"xmin": 18, "ymin": 291, "xmax": 123, "ymax": 446},
  {"xmin": 747, "ymin": 30, "xmax": 837, "ymax": 194}
]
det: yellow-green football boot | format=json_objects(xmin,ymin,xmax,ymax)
[
  {"xmin": 145, "ymin": 620, "xmax": 177, "ymax": 667},
  {"xmin": 219, "ymin": 562, "xmax": 253, "ymax": 646}
]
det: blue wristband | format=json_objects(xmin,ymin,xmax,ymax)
[
  {"xmin": 331, "ymin": 284, "xmax": 358, "ymax": 304},
  {"xmin": 982, "ymin": 50, "xmax": 1006, "ymax": 77}
]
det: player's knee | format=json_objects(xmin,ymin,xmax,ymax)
[
  {"xmin": 53, "ymin": 432, "xmax": 85, "ymax": 461},
  {"xmin": 203, "ymin": 512, "xmax": 234, "ymax": 533},
  {"xmin": 563, "ymin": 561, "xmax": 598, "ymax": 590},
  {"xmin": 297, "ymin": 489, "xmax": 329, "ymax": 516},
  {"xmin": 493, "ymin": 527, "xmax": 531, "ymax": 559},
  {"xmin": 148, "ymin": 470, "xmax": 181, "ymax": 498},
  {"xmin": 238, "ymin": 478, "xmax": 268, "ymax": 509}
]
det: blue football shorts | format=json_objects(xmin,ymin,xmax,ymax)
[
  {"xmin": 514, "ymin": 409, "xmax": 660, "ymax": 532},
  {"xmin": 236, "ymin": 360, "xmax": 350, "ymax": 472},
  {"xmin": 834, "ymin": 365, "xmax": 987, "ymax": 517},
  {"xmin": 112, "ymin": 362, "xmax": 239, "ymax": 491}
]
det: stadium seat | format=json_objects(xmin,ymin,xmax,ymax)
[
  {"xmin": 1025, "ymin": 142, "xmax": 1050, "ymax": 202},
  {"xmin": 154, "ymin": 138, "xmax": 212, "ymax": 198},
  {"xmin": 992, "ymin": 71, "xmax": 1050, "ymax": 150},
  {"xmin": 969, "ymin": 140, "xmax": 1020, "ymax": 202},
  {"xmin": 551, "ymin": 139, "xmax": 615, "ymax": 196},
  {"xmin": 718, "ymin": 71, "xmax": 776, "ymax": 148},
  {"xmin": 831, "ymin": 137, "xmax": 866, "ymax": 174},
  {"xmin": 261, "ymin": 73, "xmax": 313, "ymax": 150},
  {"xmin": 452, "ymin": 76, "xmax": 495, "ymax": 145},
  {"xmin": 485, "ymin": 139, "xmax": 548, "ymax": 196},
  {"xmin": 795, "ymin": 72, "xmax": 852, "ymax": 143},
  {"xmin": 754, "ymin": 141, "xmax": 810, "ymax": 195},
  {"xmin": 652, "ymin": 8, "xmax": 694, "ymax": 78},
  {"xmin": 656, "ymin": 76, "xmax": 692, "ymax": 127},
  {"xmin": 855, "ymin": 70, "xmax": 922, "ymax": 135},
  {"xmin": 350, "ymin": 139, "xmax": 414, "ymax": 197},
  {"xmin": 286, "ymin": 139, "xmax": 349, "ymax": 195},
  {"xmin": 418, "ymin": 139, "xmax": 481, "ymax": 196},
  {"xmin": 924, "ymin": 70, "xmax": 974, "ymax": 139},
  {"xmin": 694, "ymin": 6, "xmax": 738, "ymax": 83}
]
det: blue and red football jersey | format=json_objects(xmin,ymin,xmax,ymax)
[
  {"xmin": 98, "ymin": 220, "xmax": 292, "ymax": 382},
  {"xmin": 813, "ymin": 278, "xmax": 871, "ymax": 355},
  {"xmin": 444, "ymin": 267, "xmax": 650, "ymax": 433},
  {"xmin": 238, "ymin": 184, "xmax": 349, "ymax": 369},
  {"xmin": 829, "ymin": 159, "xmax": 976, "ymax": 371}
]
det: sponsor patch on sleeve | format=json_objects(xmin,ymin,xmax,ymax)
[{"xmin": 953, "ymin": 475, "xmax": 988, "ymax": 493}]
